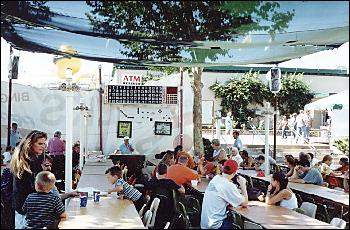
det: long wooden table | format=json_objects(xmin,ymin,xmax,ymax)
[
  {"xmin": 59, "ymin": 159, "xmax": 145, "ymax": 229},
  {"xmin": 232, "ymin": 201, "xmax": 339, "ymax": 229},
  {"xmin": 238, "ymin": 169, "xmax": 349, "ymax": 206},
  {"xmin": 59, "ymin": 196, "xmax": 145, "ymax": 229}
]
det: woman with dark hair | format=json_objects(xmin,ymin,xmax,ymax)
[
  {"xmin": 334, "ymin": 157, "xmax": 349, "ymax": 175},
  {"xmin": 266, "ymin": 171, "xmax": 298, "ymax": 209},
  {"xmin": 285, "ymin": 156, "xmax": 297, "ymax": 177},
  {"xmin": 10, "ymin": 130, "xmax": 48, "ymax": 228}
]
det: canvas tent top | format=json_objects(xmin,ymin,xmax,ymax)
[
  {"xmin": 304, "ymin": 90, "xmax": 349, "ymax": 110},
  {"xmin": 1, "ymin": 1, "xmax": 349, "ymax": 67}
]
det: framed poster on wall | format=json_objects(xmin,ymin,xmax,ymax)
[
  {"xmin": 154, "ymin": 121, "xmax": 172, "ymax": 136},
  {"xmin": 117, "ymin": 121, "xmax": 132, "ymax": 138}
]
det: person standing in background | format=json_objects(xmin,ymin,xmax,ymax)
[
  {"xmin": 225, "ymin": 111, "xmax": 233, "ymax": 137},
  {"xmin": 47, "ymin": 131, "xmax": 65, "ymax": 157},
  {"xmin": 295, "ymin": 110, "xmax": 306, "ymax": 144},
  {"xmin": 304, "ymin": 110, "xmax": 313, "ymax": 143},
  {"xmin": 232, "ymin": 131, "xmax": 243, "ymax": 151},
  {"xmin": 10, "ymin": 122, "xmax": 22, "ymax": 148}
]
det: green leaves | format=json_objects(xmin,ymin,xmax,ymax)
[{"xmin": 210, "ymin": 71, "xmax": 313, "ymax": 128}]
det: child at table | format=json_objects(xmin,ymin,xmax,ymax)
[
  {"xmin": 265, "ymin": 171, "xmax": 298, "ymax": 209},
  {"xmin": 105, "ymin": 165, "xmax": 147, "ymax": 212},
  {"xmin": 22, "ymin": 171, "xmax": 67, "ymax": 229}
]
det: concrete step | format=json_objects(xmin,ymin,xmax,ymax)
[{"xmin": 244, "ymin": 144, "xmax": 331, "ymax": 150}]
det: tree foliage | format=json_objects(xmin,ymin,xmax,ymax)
[
  {"xmin": 210, "ymin": 71, "xmax": 313, "ymax": 127},
  {"xmin": 85, "ymin": 1, "xmax": 295, "ymax": 155},
  {"xmin": 276, "ymin": 73, "xmax": 313, "ymax": 115}
]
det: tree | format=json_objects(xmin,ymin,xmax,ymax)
[
  {"xmin": 85, "ymin": 1, "xmax": 294, "ymax": 156},
  {"xmin": 210, "ymin": 70, "xmax": 271, "ymax": 127},
  {"xmin": 275, "ymin": 72, "xmax": 313, "ymax": 115},
  {"xmin": 210, "ymin": 71, "xmax": 313, "ymax": 127}
]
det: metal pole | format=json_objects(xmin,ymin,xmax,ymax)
[
  {"xmin": 98, "ymin": 65, "xmax": 103, "ymax": 152},
  {"xmin": 273, "ymin": 95, "xmax": 277, "ymax": 160},
  {"xmin": 180, "ymin": 67, "xmax": 184, "ymax": 146},
  {"xmin": 265, "ymin": 102, "xmax": 270, "ymax": 176},
  {"xmin": 7, "ymin": 46, "xmax": 13, "ymax": 147},
  {"xmin": 79, "ymin": 98, "xmax": 85, "ymax": 171},
  {"xmin": 65, "ymin": 93, "xmax": 73, "ymax": 193}
]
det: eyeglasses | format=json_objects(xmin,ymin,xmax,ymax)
[{"xmin": 43, "ymin": 164, "xmax": 52, "ymax": 167}]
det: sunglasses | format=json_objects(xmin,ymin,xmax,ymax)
[{"xmin": 43, "ymin": 164, "xmax": 52, "ymax": 167}]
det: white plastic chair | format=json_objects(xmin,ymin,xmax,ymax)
[
  {"xmin": 243, "ymin": 220, "xmax": 263, "ymax": 229},
  {"xmin": 142, "ymin": 210, "xmax": 152, "ymax": 228},
  {"xmin": 300, "ymin": 202, "xmax": 317, "ymax": 218},
  {"xmin": 149, "ymin": 197, "xmax": 161, "ymax": 228},
  {"xmin": 164, "ymin": 222, "xmax": 170, "ymax": 229},
  {"xmin": 138, "ymin": 203, "xmax": 147, "ymax": 218},
  {"xmin": 330, "ymin": 217, "xmax": 347, "ymax": 229}
]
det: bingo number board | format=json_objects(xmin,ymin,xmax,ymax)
[{"xmin": 105, "ymin": 85, "xmax": 164, "ymax": 104}]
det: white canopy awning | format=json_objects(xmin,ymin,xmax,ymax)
[{"xmin": 304, "ymin": 90, "xmax": 349, "ymax": 110}]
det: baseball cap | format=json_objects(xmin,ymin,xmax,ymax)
[
  {"xmin": 223, "ymin": 160, "xmax": 238, "ymax": 174},
  {"xmin": 124, "ymin": 136, "xmax": 129, "ymax": 140}
]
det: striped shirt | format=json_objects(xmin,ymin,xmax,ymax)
[
  {"xmin": 23, "ymin": 192, "xmax": 65, "ymax": 229},
  {"xmin": 115, "ymin": 178, "xmax": 141, "ymax": 202}
]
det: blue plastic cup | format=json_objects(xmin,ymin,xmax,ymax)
[
  {"xmin": 93, "ymin": 191, "xmax": 100, "ymax": 202},
  {"xmin": 80, "ymin": 192, "xmax": 88, "ymax": 207}
]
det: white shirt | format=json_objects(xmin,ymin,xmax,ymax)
[
  {"xmin": 280, "ymin": 192, "xmax": 298, "ymax": 210},
  {"xmin": 231, "ymin": 154, "xmax": 243, "ymax": 166},
  {"xmin": 201, "ymin": 175, "xmax": 244, "ymax": 229},
  {"xmin": 3, "ymin": 151, "xmax": 12, "ymax": 164}
]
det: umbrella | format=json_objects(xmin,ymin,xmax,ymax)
[{"xmin": 304, "ymin": 90, "xmax": 349, "ymax": 110}]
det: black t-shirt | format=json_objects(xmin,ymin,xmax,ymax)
[
  {"xmin": 13, "ymin": 156, "xmax": 42, "ymax": 214},
  {"xmin": 145, "ymin": 178, "xmax": 180, "ymax": 192}
]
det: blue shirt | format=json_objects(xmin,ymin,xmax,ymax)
[
  {"xmin": 225, "ymin": 117, "xmax": 233, "ymax": 130},
  {"xmin": 10, "ymin": 129, "xmax": 21, "ymax": 148},
  {"xmin": 233, "ymin": 137, "xmax": 242, "ymax": 151},
  {"xmin": 119, "ymin": 143, "xmax": 134, "ymax": 154},
  {"xmin": 300, "ymin": 168, "xmax": 323, "ymax": 185}
]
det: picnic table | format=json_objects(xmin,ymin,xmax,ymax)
[
  {"xmin": 232, "ymin": 201, "xmax": 339, "ymax": 229},
  {"xmin": 237, "ymin": 169, "xmax": 349, "ymax": 207},
  {"xmin": 59, "ymin": 196, "xmax": 145, "ymax": 229},
  {"xmin": 59, "ymin": 159, "xmax": 145, "ymax": 229}
]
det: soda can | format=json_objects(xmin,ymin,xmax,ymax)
[
  {"xmin": 80, "ymin": 192, "xmax": 88, "ymax": 207},
  {"xmin": 93, "ymin": 191, "xmax": 100, "ymax": 202}
]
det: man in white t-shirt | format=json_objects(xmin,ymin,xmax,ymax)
[
  {"xmin": 201, "ymin": 160, "xmax": 248, "ymax": 229},
  {"xmin": 2, "ymin": 146, "xmax": 13, "ymax": 165}
]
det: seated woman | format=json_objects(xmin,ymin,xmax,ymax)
[
  {"xmin": 285, "ymin": 156, "xmax": 297, "ymax": 177},
  {"xmin": 266, "ymin": 171, "xmax": 298, "ymax": 209},
  {"xmin": 151, "ymin": 151, "xmax": 175, "ymax": 178}
]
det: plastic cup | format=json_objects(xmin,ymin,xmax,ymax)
[
  {"xmin": 191, "ymin": 180, "xmax": 198, "ymax": 187},
  {"xmin": 80, "ymin": 192, "xmax": 88, "ymax": 207},
  {"xmin": 93, "ymin": 191, "xmax": 100, "ymax": 202}
]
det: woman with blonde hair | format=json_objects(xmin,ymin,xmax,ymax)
[
  {"xmin": 10, "ymin": 130, "xmax": 48, "ymax": 229},
  {"xmin": 151, "ymin": 151, "xmax": 176, "ymax": 177}
]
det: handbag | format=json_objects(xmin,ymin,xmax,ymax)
[{"xmin": 247, "ymin": 187, "xmax": 264, "ymax": 201}]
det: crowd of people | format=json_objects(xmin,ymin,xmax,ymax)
[
  {"xmin": 1, "ymin": 128, "xmax": 83, "ymax": 229},
  {"xmin": 1, "ymin": 125, "xmax": 348, "ymax": 229}
]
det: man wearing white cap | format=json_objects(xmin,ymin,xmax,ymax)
[{"xmin": 119, "ymin": 136, "xmax": 134, "ymax": 154}]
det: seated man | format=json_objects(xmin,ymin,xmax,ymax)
[
  {"xmin": 288, "ymin": 159, "xmax": 323, "ymax": 185},
  {"xmin": 119, "ymin": 136, "xmax": 134, "ymax": 154},
  {"xmin": 254, "ymin": 155, "xmax": 275, "ymax": 172},
  {"xmin": 145, "ymin": 163, "xmax": 185, "ymax": 228},
  {"xmin": 211, "ymin": 139, "xmax": 226, "ymax": 162},
  {"xmin": 229, "ymin": 147, "xmax": 243, "ymax": 166},
  {"xmin": 201, "ymin": 160, "xmax": 248, "ymax": 229},
  {"xmin": 167, "ymin": 155, "xmax": 200, "ymax": 186}
]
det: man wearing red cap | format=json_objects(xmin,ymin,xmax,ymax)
[{"xmin": 201, "ymin": 160, "xmax": 248, "ymax": 229}]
